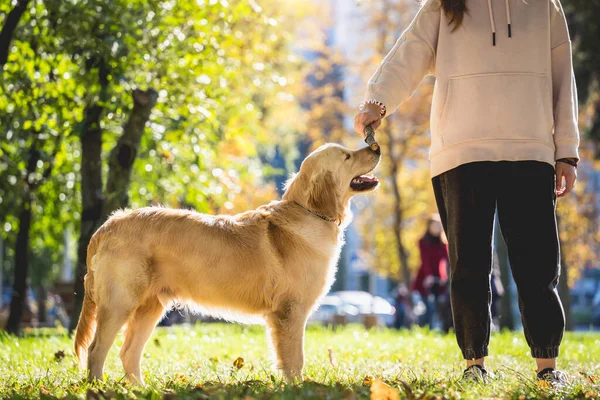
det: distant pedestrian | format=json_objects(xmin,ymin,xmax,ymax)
[{"xmin": 412, "ymin": 214, "xmax": 448, "ymax": 328}]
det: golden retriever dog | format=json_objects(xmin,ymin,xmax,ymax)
[{"xmin": 73, "ymin": 143, "xmax": 381, "ymax": 384}]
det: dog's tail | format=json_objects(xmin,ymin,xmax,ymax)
[{"xmin": 73, "ymin": 233, "xmax": 100, "ymax": 369}]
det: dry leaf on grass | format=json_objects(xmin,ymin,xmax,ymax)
[
  {"xmin": 370, "ymin": 379, "xmax": 400, "ymax": 400},
  {"xmin": 328, "ymin": 347, "xmax": 337, "ymax": 367},
  {"xmin": 233, "ymin": 357, "xmax": 245, "ymax": 369},
  {"xmin": 54, "ymin": 350, "xmax": 65, "ymax": 362},
  {"xmin": 538, "ymin": 380, "xmax": 551, "ymax": 389},
  {"xmin": 363, "ymin": 375, "xmax": 373, "ymax": 386}
]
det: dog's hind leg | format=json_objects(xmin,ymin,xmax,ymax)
[
  {"xmin": 120, "ymin": 296, "xmax": 164, "ymax": 384},
  {"xmin": 88, "ymin": 304, "xmax": 132, "ymax": 381},
  {"xmin": 87, "ymin": 257, "xmax": 147, "ymax": 381},
  {"xmin": 266, "ymin": 301, "xmax": 309, "ymax": 382}
]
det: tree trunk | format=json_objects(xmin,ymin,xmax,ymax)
[
  {"xmin": 6, "ymin": 143, "xmax": 41, "ymax": 334},
  {"xmin": 0, "ymin": 0, "xmax": 31, "ymax": 66},
  {"xmin": 494, "ymin": 214, "xmax": 515, "ymax": 330},
  {"xmin": 69, "ymin": 62, "xmax": 109, "ymax": 332},
  {"xmin": 103, "ymin": 89, "xmax": 158, "ymax": 218},
  {"xmin": 6, "ymin": 195, "xmax": 33, "ymax": 334},
  {"xmin": 385, "ymin": 132, "xmax": 411, "ymax": 287},
  {"xmin": 373, "ymin": 0, "xmax": 411, "ymax": 289},
  {"xmin": 0, "ymin": 237, "xmax": 4, "ymax": 307}
]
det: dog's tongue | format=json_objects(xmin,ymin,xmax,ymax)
[{"xmin": 356, "ymin": 175, "xmax": 377, "ymax": 182}]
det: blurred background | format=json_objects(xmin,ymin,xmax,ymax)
[{"xmin": 0, "ymin": 0, "xmax": 598, "ymax": 335}]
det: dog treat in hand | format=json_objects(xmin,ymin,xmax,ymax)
[{"xmin": 364, "ymin": 125, "xmax": 379, "ymax": 151}]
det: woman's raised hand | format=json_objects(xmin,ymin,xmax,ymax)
[{"xmin": 354, "ymin": 103, "xmax": 383, "ymax": 138}]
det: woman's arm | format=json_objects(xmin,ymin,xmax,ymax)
[
  {"xmin": 550, "ymin": 0, "xmax": 580, "ymax": 162},
  {"xmin": 355, "ymin": 1, "xmax": 440, "ymax": 135},
  {"xmin": 364, "ymin": 1, "xmax": 440, "ymax": 115}
]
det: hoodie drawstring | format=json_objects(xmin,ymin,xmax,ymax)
[
  {"xmin": 505, "ymin": 0, "xmax": 512, "ymax": 38},
  {"xmin": 487, "ymin": 0, "xmax": 512, "ymax": 46},
  {"xmin": 487, "ymin": 0, "xmax": 496, "ymax": 46}
]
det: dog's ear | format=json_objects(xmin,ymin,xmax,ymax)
[
  {"xmin": 283, "ymin": 173, "xmax": 298, "ymax": 193},
  {"xmin": 282, "ymin": 172, "xmax": 305, "ymax": 202},
  {"xmin": 307, "ymin": 171, "xmax": 339, "ymax": 220}
]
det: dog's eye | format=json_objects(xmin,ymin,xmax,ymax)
[{"xmin": 345, "ymin": 153, "xmax": 351, "ymax": 160}]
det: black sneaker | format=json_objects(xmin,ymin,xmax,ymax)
[
  {"xmin": 537, "ymin": 368, "xmax": 569, "ymax": 388},
  {"xmin": 462, "ymin": 365, "xmax": 488, "ymax": 384}
]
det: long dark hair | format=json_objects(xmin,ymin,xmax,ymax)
[
  {"xmin": 441, "ymin": 0, "xmax": 468, "ymax": 31},
  {"xmin": 437, "ymin": 0, "xmax": 559, "ymax": 31}
]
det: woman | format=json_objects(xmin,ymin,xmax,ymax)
[
  {"xmin": 354, "ymin": 0, "xmax": 579, "ymax": 386},
  {"xmin": 412, "ymin": 214, "xmax": 448, "ymax": 328}
]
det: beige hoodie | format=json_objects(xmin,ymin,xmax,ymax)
[{"xmin": 364, "ymin": 0, "xmax": 580, "ymax": 177}]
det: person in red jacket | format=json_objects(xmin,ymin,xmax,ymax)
[{"xmin": 412, "ymin": 214, "xmax": 449, "ymax": 327}]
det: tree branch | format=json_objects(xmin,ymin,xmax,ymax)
[
  {"xmin": 30, "ymin": 134, "xmax": 62, "ymax": 190},
  {"xmin": 0, "ymin": 0, "xmax": 31, "ymax": 66},
  {"xmin": 103, "ymin": 88, "xmax": 158, "ymax": 218}
]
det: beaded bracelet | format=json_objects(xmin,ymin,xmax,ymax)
[{"xmin": 359, "ymin": 99, "xmax": 387, "ymax": 117}]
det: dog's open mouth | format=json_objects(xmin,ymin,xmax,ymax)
[{"xmin": 350, "ymin": 175, "xmax": 379, "ymax": 191}]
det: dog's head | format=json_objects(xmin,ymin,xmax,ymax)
[{"xmin": 283, "ymin": 143, "xmax": 381, "ymax": 224}]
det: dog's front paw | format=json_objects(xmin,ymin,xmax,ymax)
[{"xmin": 283, "ymin": 370, "xmax": 303, "ymax": 384}]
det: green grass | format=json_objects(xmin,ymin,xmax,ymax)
[{"xmin": 1, "ymin": 324, "xmax": 599, "ymax": 399}]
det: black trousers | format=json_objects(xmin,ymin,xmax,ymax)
[{"xmin": 432, "ymin": 161, "xmax": 564, "ymax": 360}]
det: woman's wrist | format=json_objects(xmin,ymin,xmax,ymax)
[{"xmin": 557, "ymin": 158, "xmax": 578, "ymax": 168}]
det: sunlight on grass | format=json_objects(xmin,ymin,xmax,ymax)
[{"xmin": 1, "ymin": 324, "xmax": 599, "ymax": 399}]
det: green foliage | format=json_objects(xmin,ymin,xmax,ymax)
[
  {"xmin": 0, "ymin": 0, "xmax": 305, "ymax": 290},
  {"xmin": 0, "ymin": 324, "xmax": 599, "ymax": 399},
  {"xmin": 0, "ymin": 0, "xmax": 82, "ymax": 284}
]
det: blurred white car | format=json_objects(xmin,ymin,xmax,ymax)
[
  {"xmin": 332, "ymin": 291, "xmax": 396, "ymax": 327},
  {"xmin": 308, "ymin": 295, "xmax": 359, "ymax": 325},
  {"xmin": 309, "ymin": 291, "xmax": 396, "ymax": 327}
]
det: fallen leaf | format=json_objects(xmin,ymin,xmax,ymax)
[
  {"xmin": 54, "ymin": 350, "xmax": 65, "ymax": 362},
  {"xmin": 581, "ymin": 372, "xmax": 598, "ymax": 384},
  {"xmin": 363, "ymin": 375, "xmax": 373, "ymax": 386},
  {"xmin": 39, "ymin": 386, "xmax": 50, "ymax": 396},
  {"xmin": 328, "ymin": 347, "xmax": 337, "ymax": 368},
  {"xmin": 538, "ymin": 380, "xmax": 551, "ymax": 389},
  {"xmin": 370, "ymin": 379, "xmax": 400, "ymax": 400},
  {"xmin": 233, "ymin": 357, "xmax": 245, "ymax": 369}
]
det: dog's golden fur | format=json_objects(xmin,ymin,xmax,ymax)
[{"xmin": 73, "ymin": 143, "xmax": 380, "ymax": 383}]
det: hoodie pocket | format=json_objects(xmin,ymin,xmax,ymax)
[{"xmin": 438, "ymin": 72, "xmax": 553, "ymax": 148}]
